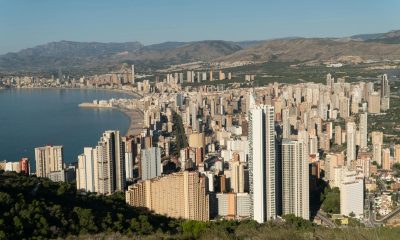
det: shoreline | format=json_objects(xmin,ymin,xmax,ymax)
[
  {"xmin": 118, "ymin": 108, "xmax": 144, "ymax": 136},
  {"xmin": 5, "ymin": 86, "xmax": 144, "ymax": 137},
  {"xmin": 5, "ymin": 86, "xmax": 143, "ymax": 99},
  {"xmin": 80, "ymin": 105, "xmax": 144, "ymax": 136}
]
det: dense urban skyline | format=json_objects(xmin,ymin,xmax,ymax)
[{"xmin": 2, "ymin": 1, "xmax": 400, "ymax": 238}]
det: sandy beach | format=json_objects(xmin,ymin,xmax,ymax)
[
  {"xmin": 79, "ymin": 104, "xmax": 144, "ymax": 136},
  {"xmin": 120, "ymin": 108, "xmax": 144, "ymax": 136}
]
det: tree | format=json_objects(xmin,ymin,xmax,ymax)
[
  {"xmin": 321, "ymin": 187, "xmax": 340, "ymax": 214},
  {"xmin": 393, "ymin": 163, "xmax": 400, "ymax": 171},
  {"xmin": 129, "ymin": 215, "xmax": 153, "ymax": 235},
  {"xmin": 182, "ymin": 220, "xmax": 208, "ymax": 238},
  {"xmin": 172, "ymin": 111, "xmax": 188, "ymax": 155},
  {"xmin": 282, "ymin": 214, "xmax": 314, "ymax": 229},
  {"xmin": 73, "ymin": 207, "xmax": 98, "ymax": 233}
]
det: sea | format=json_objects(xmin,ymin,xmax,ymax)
[{"xmin": 0, "ymin": 88, "xmax": 132, "ymax": 171}]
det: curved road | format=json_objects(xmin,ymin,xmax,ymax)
[{"xmin": 316, "ymin": 211, "xmax": 337, "ymax": 228}]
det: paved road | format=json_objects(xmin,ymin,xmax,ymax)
[
  {"xmin": 367, "ymin": 190, "xmax": 400, "ymax": 225},
  {"xmin": 316, "ymin": 211, "xmax": 337, "ymax": 228},
  {"xmin": 375, "ymin": 206, "xmax": 400, "ymax": 223}
]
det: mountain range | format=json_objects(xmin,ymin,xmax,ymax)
[{"xmin": 1, "ymin": 30, "xmax": 400, "ymax": 74}]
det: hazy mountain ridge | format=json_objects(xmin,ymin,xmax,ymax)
[
  {"xmin": 128, "ymin": 40, "xmax": 243, "ymax": 64},
  {"xmin": 0, "ymin": 40, "xmax": 243, "ymax": 72},
  {"xmin": 0, "ymin": 41, "xmax": 144, "ymax": 72},
  {"xmin": 1, "ymin": 29, "xmax": 400, "ymax": 73},
  {"xmin": 218, "ymin": 37, "xmax": 400, "ymax": 63},
  {"xmin": 351, "ymin": 30, "xmax": 400, "ymax": 44}
]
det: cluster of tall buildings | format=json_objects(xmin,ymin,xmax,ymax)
[
  {"xmin": 163, "ymin": 67, "xmax": 232, "ymax": 85},
  {"xmin": 76, "ymin": 131, "xmax": 126, "ymax": 194},
  {"xmin": 123, "ymin": 72, "xmax": 393, "ymax": 222},
  {"xmin": 23, "ymin": 70, "xmax": 393, "ymax": 223},
  {"xmin": 247, "ymin": 102, "xmax": 310, "ymax": 222},
  {"xmin": 75, "ymin": 130, "xmax": 165, "ymax": 195}
]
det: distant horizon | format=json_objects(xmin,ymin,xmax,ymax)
[
  {"xmin": 1, "ymin": 27, "xmax": 399, "ymax": 55},
  {"xmin": 1, "ymin": 0, "xmax": 400, "ymax": 54}
]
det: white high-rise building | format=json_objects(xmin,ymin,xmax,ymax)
[
  {"xmin": 249, "ymin": 104, "xmax": 277, "ymax": 223},
  {"xmin": 122, "ymin": 137, "xmax": 135, "ymax": 180},
  {"xmin": 281, "ymin": 140, "xmax": 310, "ymax": 220},
  {"xmin": 346, "ymin": 121, "xmax": 357, "ymax": 165},
  {"xmin": 359, "ymin": 112, "xmax": 368, "ymax": 149},
  {"xmin": 141, "ymin": 147, "xmax": 161, "ymax": 180},
  {"xmin": 202, "ymin": 72, "xmax": 207, "ymax": 81},
  {"xmin": 381, "ymin": 74, "xmax": 389, "ymax": 97},
  {"xmin": 76, "ymin": 147, "xmax": 98, "ymax": 192},
  {"xmin": 326, "ymin": 73, "xmax": 333, "ymax": 88},
  {"xmin": 340, "ymin": 179, "xmax": 364, "ymax": 218},
  {"xmin": 187, "ymin": 71, "xmax": 194, "ymax": 83},
  {"xmin": 131, "ymin": 65, "xmax": 135, "ymax": 84}
]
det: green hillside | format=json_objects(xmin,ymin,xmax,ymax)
[{"xmin": 1, "ymin": 172, "xmax": 400, "ymax": 240}]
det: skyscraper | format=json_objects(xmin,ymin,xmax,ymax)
[
  {"xmin": 372, "ymin": 131, "xmax": 383, "ymax": 165},
  {"xmin": 394, "ymin": 144, "xmax": 400, "ymax": 164},
  {"xmin": 230, "ymin": 160, "xmax": 245, "ymax": 193},
  {"xmin": 359, "ymin": 112, "xmax": 368, "ymax": 149},
  {"xmin": 248, "ymin": 104, "xmax": 277, "ymax": 223},
  {"xmin": 96, "ymin": 131, "xmax": 125, "ymax": 194},
  {"xmin": 131, "ymin": 65, "xmax": 135, "ymax": 84},
  {"xmin": 326, "ymin": 73, "xmax": 333, "ymax": 88},
  {"xmin": 381, "ymin": 74, "xmax": 389, "ymax": 98},
  {"xmin": 282, "ymin": 107, "xmax": 290, "ymax": 138},
  {"xmin": 346, "ymin": 121, "xmax": 357, "ymax": 165},
  {"xmin": 187, "ymin": 71, "xmax": 192, "ymax": 83},
  {"xmin": 122, "ymin": 136, "xmax": 136, "ymax": 180},
  {"xmin": 368, "ymin": 92, "xmax": 381, "ymax": 114},
  {"xmin": 76, "ymin": 147, "xmax": 98, "ymax": 192},
  {"xmin": 382, "ymin": 148, "xmax": 391, "ymax": 170},
  {"xmin": 35, "ymin": 145, "xmax": 64, "ymax": 178},
  {"xmin": 281, "ymin": 140, "xmax": 309, "ymax": 220},
  {"xmin": 141, "ymin": 147, "xmax": 161, "ymax": 180},
  {"xmin": 334, "ymin": 125, "xmax": 342, "ymax": 145}
]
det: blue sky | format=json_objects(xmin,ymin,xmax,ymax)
[{"xmin": 0, "ymin": 0, "xmax": 399, "ymax": 54}]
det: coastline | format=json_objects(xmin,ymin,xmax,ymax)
[
  {"xmin": 118, "ymin": 108, "xmax": 144, "ymax": 136},
  {"xmin": 7, "ymin": 86, "xmax": 143, "ymax": 99},
  {"xmin": 6, "ymin": 86, "xmax": 144, "ymax": 137},
  {"xmin": 78, "ymin": 104, "xmax": 143, "ymax": 136}
]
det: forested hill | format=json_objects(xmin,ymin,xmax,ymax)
[{"xmin": 0, "ymin": 172, "xmax": 175, "ymax": 239}]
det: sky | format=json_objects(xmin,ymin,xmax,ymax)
[{"xmin": 0, "ymin": 0, "xmax": 399, "ymax": 54}]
